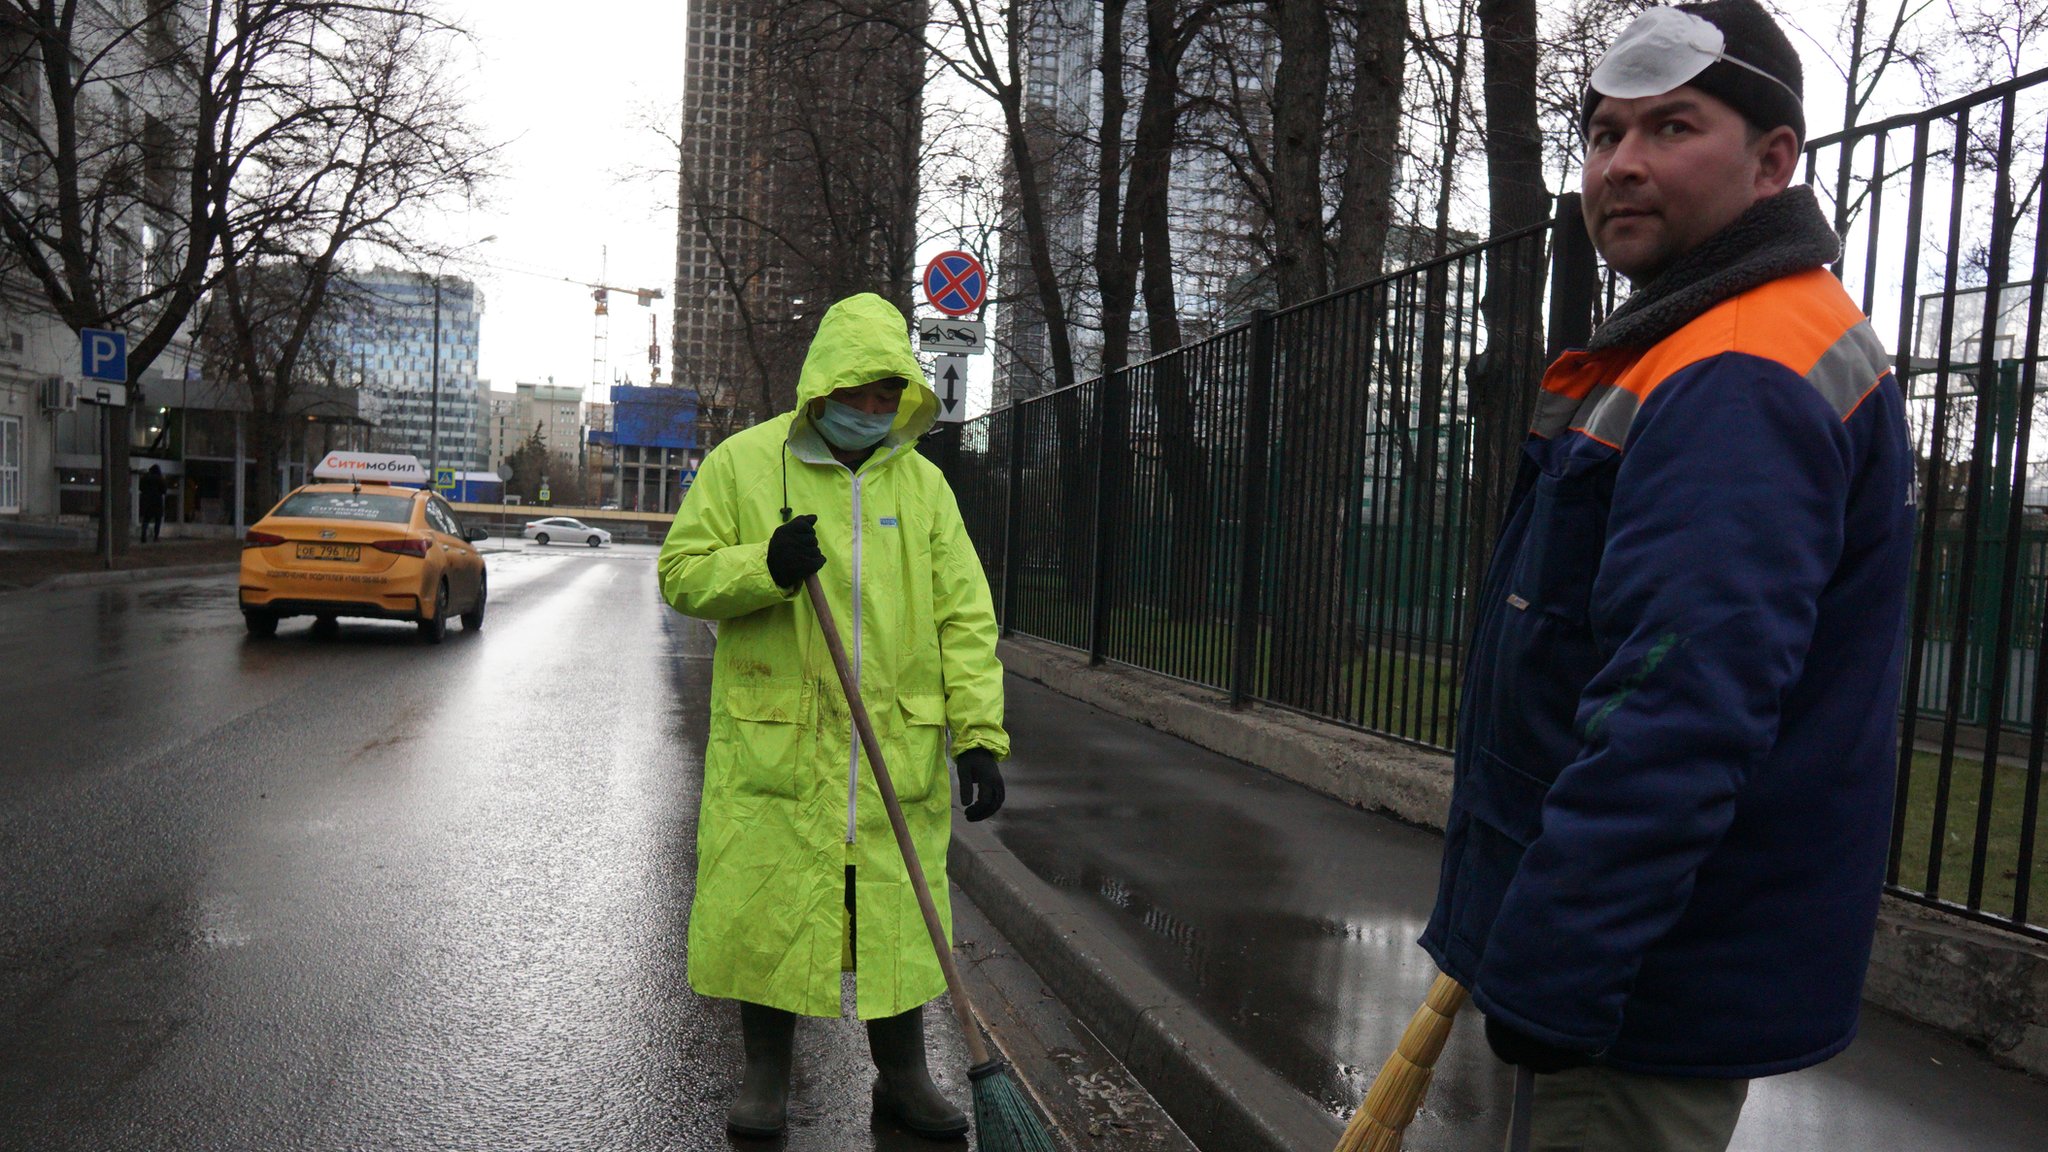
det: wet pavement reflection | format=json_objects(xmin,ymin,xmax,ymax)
[
  {"xmin": 990, "ymin": 676, "xmax": 2048, "ymax": 1151},
  {"xmin": 0, "ymin": 545, "xmax": 980, "ymax": 1152}
]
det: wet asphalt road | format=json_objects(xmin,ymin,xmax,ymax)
[
  {"xmin": 0, "ymin": 543, "xmax": 980, "ymax": 1152},
  {"xmin": 991, "ymin": 677, "xmax": 2048, "ymax": 1150}
]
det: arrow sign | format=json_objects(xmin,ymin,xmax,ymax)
[
  {"xmin": 919, "ymin": 317, "xmax": 985, "ymax": 354},
  {"xmin": 932, "ymin": 355, "xmax": 967, "ymax": 423}
]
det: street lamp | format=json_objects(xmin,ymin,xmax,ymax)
[{"xmin": 427, "ymin": 235, "xmax": 497, "ymax": 482}]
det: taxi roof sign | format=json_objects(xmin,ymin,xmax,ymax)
[{"xmin": 313, "ymin": 451, "xmax": 427, "ymax": 485}]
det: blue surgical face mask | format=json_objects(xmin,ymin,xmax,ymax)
[{"xmin": 814, "ymin": 398, "xmax": 897, "ymax": 450}]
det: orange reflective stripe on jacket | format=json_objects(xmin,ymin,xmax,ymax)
[{"xmin": 1533, "ymin": 269, "xmax": 1893, "ymax": 450}]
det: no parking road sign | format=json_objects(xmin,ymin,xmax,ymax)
[{"xmin": 921, "ymin": 251, "xmax": 986, "ymax": 318}]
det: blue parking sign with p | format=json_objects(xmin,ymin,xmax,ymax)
[{"xmin": 81, "ymin": 329, "xmax": 126, "ymax": 382}]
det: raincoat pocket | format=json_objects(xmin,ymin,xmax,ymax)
[
  {"xmin": 893, "ymin": 693, "xmax": 947, "ymax": 804},
  {"xmin": 721, "ymin": 680, "xmax": 814, "ymax": 799}
]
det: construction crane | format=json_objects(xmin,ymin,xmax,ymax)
[
  {"xmin": 469, "ymin": 250, "xmax": 669, "ymax": 385},
  {"xmin": 582, "ymin": 246, "xmax": 667, "ymax": 389}
]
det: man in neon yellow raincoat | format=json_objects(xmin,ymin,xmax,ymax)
[{"xmin": 658, "ymin": 293, "xmax": 1008, "ymax": 1140}]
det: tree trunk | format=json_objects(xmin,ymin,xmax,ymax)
[
  {"xmin": 1132, "ymin": 0, "xmax": 1209, "ymax": 620},
  {"xmin": 1001, "ymin": 14, "xmax": 1079, "ymax": 396},
  {"xmin": 1264, "ymin": 0, "xmax": 1351, "ymax": 709},
  {"xmin": 1467, "ymin": 0, "xmax": 1551, "ymax": 600},
  {"xmin": 1095, "ymin": 0, "xmax": 1138, "ymax": 375},
  {"xmin": 1333, "ymin": 0, "xmax": 1406, "ymax": 287},
  {"xmin": 1269, "ymin": 0, "xmax": 1330, "ymax": 308},
  {"xmin": 1414, "ymin": 6, "xmax": 1470, "ymax": 562},
  {"xmin": 252, "ymin": 402, "xmax": 288, "ymax": 516}
]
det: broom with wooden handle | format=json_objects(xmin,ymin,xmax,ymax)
[
  {"xmin": 1332, "ymin": 972, "xmax": 1470, "ymax": 1152},
  {"xmin": 803, "ymin": 574, "xmax": 1056, "ymax": 1152}
]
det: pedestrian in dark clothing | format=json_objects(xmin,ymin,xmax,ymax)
[
  {"xmin": 1418, "ymin": 3, "xmax": 1915, "ymax": 1149},
  {"xmin": 138, "ymin": 465, "xmax": 166, "ymax": 543}
]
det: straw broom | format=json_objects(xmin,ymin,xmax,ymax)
[
  {"xmin": 1332, "ymin": 972, "xmax": 1469, "ymax": 1152},
  {"xmin": 804, "ymin": 575, "xmax": 1057, "ymax": 1152}
]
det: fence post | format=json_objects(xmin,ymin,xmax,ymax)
[
  {"xmin": 1088, "ymin": 370, "xmax": 1126, "ymax": 665},
  {"xmin": 1000, "ymin": 398, "xmax": 1025, "ymax": 636},
  {"xmin": 1232, "ymin": 310, "xmax": 1275, "ymax": 707},
  {"xmin": 1546, "ymin": 192, "xmax": 1600, "ymax": 359}
]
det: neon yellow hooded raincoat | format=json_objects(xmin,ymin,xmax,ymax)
[{"xmin": 658, "ymin": 293, "xmax": 1007, "ymax": 1020}]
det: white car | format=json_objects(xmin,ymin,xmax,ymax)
[{"xmin": 523, "ymin": 517, "xmax": 611, "ymax": 547}]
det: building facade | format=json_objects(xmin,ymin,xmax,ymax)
[
  {"xmin": 587, "ymin": 385, "xmax": 697, "ymax": 514},
  {"xmin": 0, "ymin": 5, "xmax": 205, "ymax": 530},
  {"xmin": 513, "ymin": 381, "xmax": 584, "ymax": 475},
  {"xmin": 672, "ymin": 0, "xmax": 922, "ymax": 436},
  {"xmin": 483, "ymin": 388, "xmax": 518, "ymax": 472},
  {"xmin": 351, "ymin": 267, "xmax": 484, "ymax": 473}
]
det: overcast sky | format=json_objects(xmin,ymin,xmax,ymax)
[
  {"xmin": 441, "ymin": 2, "xmax": 686, "ymax": 406},
  {"xmin": 433, "ymin": 1, "xmax": 1975, "ymax": 412}
]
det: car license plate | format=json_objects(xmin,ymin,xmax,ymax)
[{"xmin": 295, "ymin": 543, "xmax": 360, "ymax": 562}]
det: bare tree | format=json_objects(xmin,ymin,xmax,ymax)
[
  {"xmin": 1268, "ymin": 0, "xmax": 1331, "ymax": 307},
  {"xmin": 930, "ymin": 0, "xmax": 1084, "ymax": 398},
  {"xmin": 1460, "ymin": 0, "xmax": 1551, "ymax": 589},
  {"xmin": 0, "ymin": 0, "xmax": 452, "ymax": 555},
  {"xmin": 664, "ymin": 0, "xmax": 925, "ymax": 432},
  {"xmin": 1333, "ymin": 0, "xmax": 1407, "ymax": 285},
  {"xmin": 204, "ymin": 3, "xmax": 489, "ymax": 512}
]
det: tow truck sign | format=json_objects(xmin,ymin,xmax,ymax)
[{"xmin": 918, "ymin": 317, "xmax": 984, "ymax": 353}]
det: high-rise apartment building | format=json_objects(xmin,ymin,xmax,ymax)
[
  {"xmin": 352, "ymin": 268, "xmax": 484, "ymax": 472},
  {"xmin": 672, "ymin": 0, "xmax": 754, "ymax": 422},
  {"xmin": 673, "ymin": 0, "xmax": 922, "ymax": 435}
]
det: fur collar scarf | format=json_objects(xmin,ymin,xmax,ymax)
[{"xmin": 1588, "ymin": 185, "xmax": 1842, "ymax": 352}]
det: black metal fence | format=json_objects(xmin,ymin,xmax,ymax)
[
  {"xmin": 951, "ymin": 212, "xmax": 1561, "ymax": 744},
  {"xmin": 1809, "ymin": 66, "xmax": 2048, "ymax": 939},
  {"xmin": 950, "ymin": 67, "xmax": 2048, "ymax": 941}
]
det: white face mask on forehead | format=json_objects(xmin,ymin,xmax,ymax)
[{"xmin": 1589, "ymin": 6, "xmax": 1800, "ymax": 104}]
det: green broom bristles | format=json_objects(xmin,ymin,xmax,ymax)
[{"xmin": 969, "ymin": 1059, "xmax": 1058, "ymax": 1152}]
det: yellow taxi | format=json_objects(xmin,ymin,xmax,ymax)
[{"xmin": 238, "ymin": 452, "xmax": 488, "ymax": 643}]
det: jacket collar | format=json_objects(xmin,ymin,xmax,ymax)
[{"xmin": 1588, "ymin": 185, "xmax": 1841, "ymax": 352}]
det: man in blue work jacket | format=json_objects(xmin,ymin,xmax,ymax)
[{"xmin": 1419, "ymin": 2, "xmax": 1915, "ymax": 1148}]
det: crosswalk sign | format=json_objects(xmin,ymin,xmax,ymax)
[{"xmin": 434, "ymin": 467, "xmax": 457, "ymax": 492}]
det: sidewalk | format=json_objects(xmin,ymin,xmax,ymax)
[
  {"xmin": 0, "ymin": 538, "xmax": 241, "ymax": 591},
  {"xmin": 975, "ymin": 673, "xmax": 2048, "ymax": 1151}
]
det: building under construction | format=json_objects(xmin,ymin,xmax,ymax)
[{"xmin": 672, "ymin": 0, "xmax": 923, "ymax": 438}]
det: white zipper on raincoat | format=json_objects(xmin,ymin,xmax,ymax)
[{"xmin": 846, "ymin": 467, "xmax": 863, "ymax": 843}]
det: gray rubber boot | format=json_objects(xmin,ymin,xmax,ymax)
[
  {"xmin": 727, "ymin": 1001, "xmax": 797, "ymax": 1138},
  {"xmin": 867, "ymin": 1005, "xmax": 969, "ymax": 1139}
]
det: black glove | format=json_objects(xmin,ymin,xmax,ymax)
[
  {"xmin": 1485, "ymin": 1015, "xmax": 1591, "ymax": 1075},
  {"xmin": 766, "ymin": 514, "xmax": 825, "ymax": 588},
  {"xmin": 955, "ymin": 748, "xmax": 1004, "ymax": 821}
]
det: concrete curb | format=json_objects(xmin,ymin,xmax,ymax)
[
  {"xmin": 26, "ymin": 561, "xmax": 239, "ymax": 592},
  {"xmin": 998, "ymin": 636, "xmax": 1452, "ymax": 829},
  {"xmin": 996, "ymin": 634, "xmax": 2048, "ymax": 1082},
  {"xmin": 950, "ymin": 820, "xmax": 1343, "ymax": 1152},
  {"xmin": 1866, "ymin": 895, "xmax": 2048, "ymax": 1074}
]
